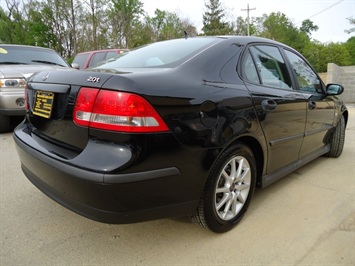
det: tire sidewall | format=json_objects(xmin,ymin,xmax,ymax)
[
  {"xmin": 204, "ymin": 142, "xmax": 257, "ymax": 233},
  {"xmin": 326, "ymin": 116, "xmax": 345, "ymax": 158}
]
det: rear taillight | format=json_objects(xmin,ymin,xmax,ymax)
[
  {"xmin": 73, "ymin": 87, "xmax": 100, "ymax": 127},
  {"xmin": 73, "ymin": 87, "xmax": 169, "ymax": 133}
]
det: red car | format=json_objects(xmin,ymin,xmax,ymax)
[{"xmin": 72, "ymin": 49, "xmax": 128, "ymax": 69}]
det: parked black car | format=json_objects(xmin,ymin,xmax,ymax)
[{"xmin": 13, "ymin": 36, "xmax": 348, "ymax": 233}]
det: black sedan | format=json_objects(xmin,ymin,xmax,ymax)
[{"xmin": 13, "ymin": 36, "xmax": 348, "ymax": 233}]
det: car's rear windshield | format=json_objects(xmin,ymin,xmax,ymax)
[
  {"xmin": 0, "ymin": 46, "xmax": 69, "ymax": 67},
  {"xmin": 95, "ymin": 38, "xmax": 220, "ymax": 69}
]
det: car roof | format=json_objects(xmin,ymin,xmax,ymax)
[
  {"xmin": 0, "ymin": 44, "xmax": 57, "ymax": 51},
  {"xmin": 76, "ymin": 49, "xmax": 128, "ymax": 55},
  {"xmin": 212, "ymin": 35, "xmax": 287, "ymax": 46}
]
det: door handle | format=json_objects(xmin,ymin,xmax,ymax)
[
  {"xmin": 262, "ymin": 99, "xmax": 277, "ymax": 112},
  {"xmin": 308, "ymin": 101, "xmax": 317, "ymax": 110}
]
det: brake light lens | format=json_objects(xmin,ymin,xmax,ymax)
[
  {"xmin": 73, "ymin": 87, "xmax": 100, "ymax": 127},
  {"xmin": 73, "ymin": 87, "xmax": 169, "ymax": 133}
]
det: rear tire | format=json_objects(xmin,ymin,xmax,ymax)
[
  {"xmin": 0, "ymin": 114, "xmax": 11, "ymax": 133},
  {"xmin": 191, "ymin": 142, "xmax": 256, "ymax": 233},
  {"xmin": 325, "ymin": 116, "xmax": 345, "ymax": 158}
]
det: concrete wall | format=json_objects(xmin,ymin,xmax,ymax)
[
  {"xmin": 326, "ymin": 63, "xmax": 355, "ymax": 103},
  {"xmin": 318, "ymin": 73, "xmax": 327, "ymax": 84}
]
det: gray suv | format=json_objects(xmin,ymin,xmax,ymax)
[{"xmin": 0, "ymin": 44, "xmax": 70, "ymax": 132}]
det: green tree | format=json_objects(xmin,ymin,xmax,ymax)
[
  {"xmin": 86, "ymin": 0, "xmax": 109, "ymax": 50},
  {"xmin": 1, "ymin": 0, "xmax": 27, "ymax": 44},
  {"xmin": 36, "ymin": 0, "xmax": 71, "ymax": 57},
  {"xmin": 129, "ymin": 20, "xmax": 152, "ymax": 47},
  {"xmin": 300, "ymin": 19, "xmax": 319, "ymax": 38},
  {"xmin": 326, "ymin": 42, "xmax": 351, "ymax": 67},
  {"xmin": 108, "ymin": 0, "xmax": 144, "ymax": 48},
  {"xmin": 147, "ymin": 9, "xmax": 167, "ymax": 41},
  {"xmin": 154, "ymin": 11, "xmax": 182, "ymax": 40},
  {"xmin": 258, "ymin": 12, "xmax": 309, "ymax": 52},
  {"xmin": 146, "ymin": 9, "xmax": 196, "ymax": 42},
  {"xmin": 181, "ymin": 17, "xmax": 198, "ymax": 37},
  {"xmin": 345, "ymin": 37, "xmax": 355, "ymax": 65},
  {"xmin": 303, "ymin": 41, "xmax": 351, "ymax": 72},
  {"xmin": 202, "ymin": 0, "xmax": 233, "ymax": 35},
  {"xmin": 345, "ymin": 17, "xmax": 355, "ymax": 34},
  {"xmin": 0, "ymin": 7, "xmax": 13, "ymax": 43},
  {"xmin": 233, "ymin": 16, "xmax": 247, "ymax": 35},
  {"xmin": 25, "ymin": 6, "xmax": 54, "ymax": 47},
  {"xmin": 233, "ymin": 16, "xmax": 257, "ymax": 36}
]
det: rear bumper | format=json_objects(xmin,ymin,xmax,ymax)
[
  {"xmin": 13, "ymin": 123, "xmax": 201, "ymax": 224},
  {"xmin": 20, "ymin": 162, "xmax": 192, "ymax": 224}
]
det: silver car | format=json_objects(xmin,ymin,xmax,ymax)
[{"xmin": 0, "ymin": 45, "xmax": 70, "ymax": 132}]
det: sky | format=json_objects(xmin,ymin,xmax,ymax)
[{"xmin": 141, "ymin": 0, "xmax": 355, "ymax": 43}]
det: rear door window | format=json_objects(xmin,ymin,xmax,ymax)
[
  {"xmin": 241, "ymin": 52, "xmax": 260, "ymax": 84},
  {"xmin": 283, "ymin": 50, "xmax": 322, "ymax": 93},
  {"xmin": 72, "ymin": 54, "xmax": 90, "ymax": 69},
  {"xmin": 89, "ymin": 52, "xmax": 106, "ymax": 68},
  {"xmin": 244, "ymin": 45, "xmax": 293, "ymax": 90},
  {"xmin": 106, "ymin": 51, "xmax": 117, "ymax": 60}
]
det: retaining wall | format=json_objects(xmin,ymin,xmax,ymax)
[{"xmin": 324, "ymin": 63, "xmax": 355, "ymax": 103}]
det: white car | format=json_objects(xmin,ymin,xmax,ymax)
[{"xmin": 0, "ymin": 44, "xmax": 71, "ymax": 132}]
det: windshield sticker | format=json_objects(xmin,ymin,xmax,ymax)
[{"xmin": 0, "ymin": 48, "xmax": 8, "ymax": 54}]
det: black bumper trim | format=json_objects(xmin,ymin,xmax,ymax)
[
  {"xmin": 104, "ymin": 168, "xmax": 180, "ymax": 184},
  {"xmin": 22, "ymin": 164, "xmax": 193, "ymax": 224}
]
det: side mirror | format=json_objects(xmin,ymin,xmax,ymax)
[
  {"xmin": 326, "ymin": 84, "xmax": 344, "ymax": 95},
  {"xmin": 71, "ymin": 63, "xmax": 80, "ymax": 70}
]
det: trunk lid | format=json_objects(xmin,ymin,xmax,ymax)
[{"xmin": 26, "ymin": 69, "xmax": 115, "ymax": 151}]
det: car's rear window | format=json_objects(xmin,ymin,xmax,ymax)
[
  {"xmin": 95, "ymin": 38, "xmax": 220, "ymax": 69},
  {"xmin": 0, "ymin": 46, "xmax": 68, "ymax": 67}
]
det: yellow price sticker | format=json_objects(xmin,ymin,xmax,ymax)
[{"xmin": 0, "ymin": 48, "xmax": 8, "ymax": 54}]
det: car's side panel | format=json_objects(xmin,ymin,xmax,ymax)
[
  {"xmin": 245, "ymin": 84, "xmax": 307, "ymax": 174},
  {"xmin": 299, "ymin": 95, "xmax": 335, "ymax": 158},
  {"xmin": 281, "ymin": 49, "xmax": 338, "ymax": 159},
  {"xmin": 261, "ymin": 143, "xmax": 330, "ymax": 187}
]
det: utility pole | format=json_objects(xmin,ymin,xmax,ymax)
[{"xmin": 241, "ymin": 4, "xmax": 256, "ymax": 36}]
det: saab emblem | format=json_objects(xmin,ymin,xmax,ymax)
[{"xmin": 42, "ymin": 72, "xmax": 50, "ymax": 81}]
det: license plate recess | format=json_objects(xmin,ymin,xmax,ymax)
[{"xmin": 33, "ymin": 90, "xmax": 54, "ymax": 119}]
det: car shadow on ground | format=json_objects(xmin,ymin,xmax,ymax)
[{"xmin": 8, "ymin": 116, "xmax": 24, "ymax": 132}]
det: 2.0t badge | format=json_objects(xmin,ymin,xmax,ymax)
[{"xmin": 87, "ymin": 76, "xmax": 100, "ymax": 83}]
